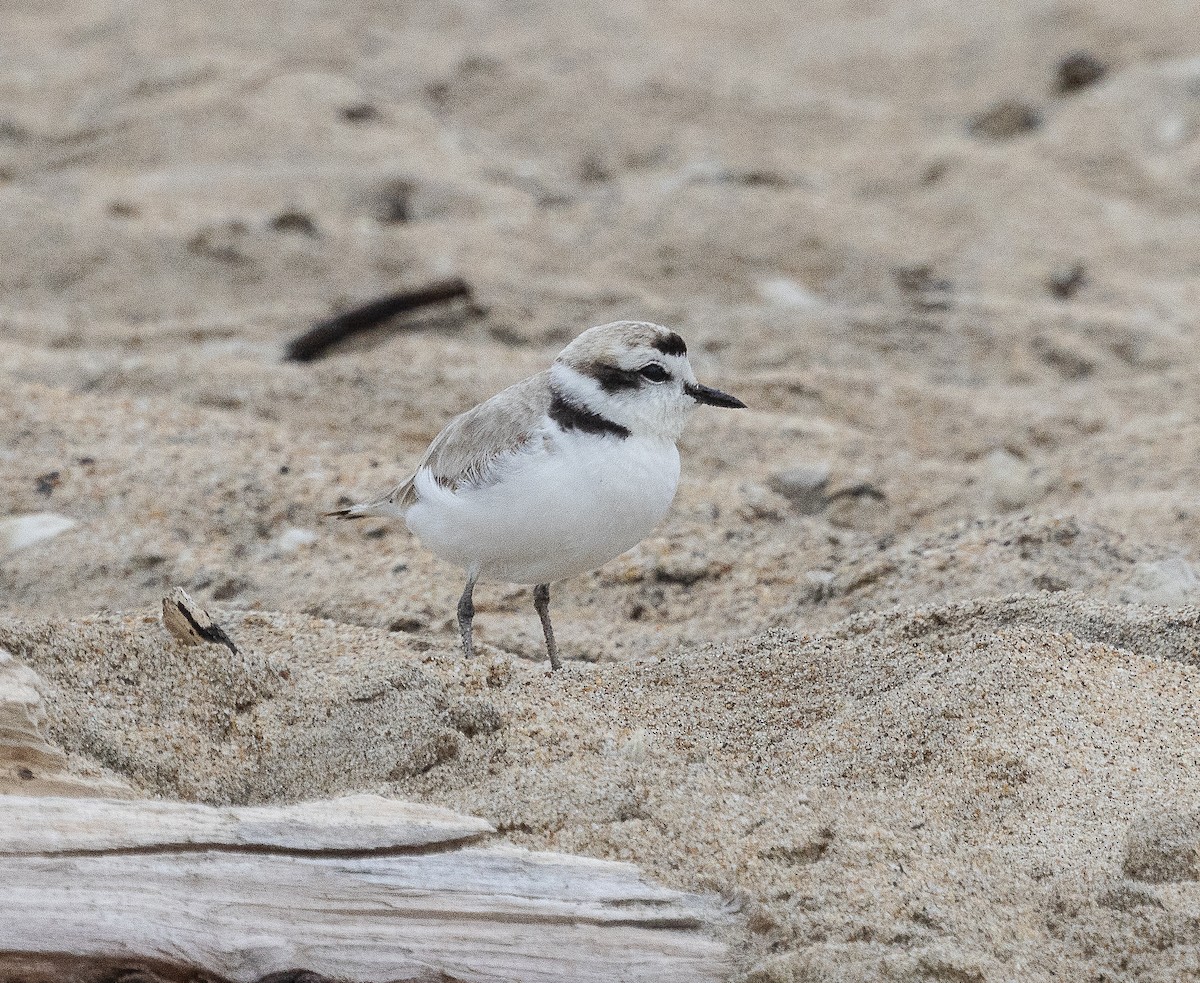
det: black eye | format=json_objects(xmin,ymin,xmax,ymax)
[{"xmin": 638, "ymin": 363, "xmax": 670, "ymax": 382}]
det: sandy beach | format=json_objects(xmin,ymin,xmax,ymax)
[{"xmin": 4, "ymin": 1, "xmax": 1200, "ymax": 979}]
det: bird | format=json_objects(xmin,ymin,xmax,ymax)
[{"xmin": 327, "ymin": 320, "xmax": 745, "ymax": 670}]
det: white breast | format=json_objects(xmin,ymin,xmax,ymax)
[{"xmin": 405, "ymin": 429, "xmax": 680, "ymax": 584}]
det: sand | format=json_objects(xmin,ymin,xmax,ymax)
[{"xmin": 4, "ymin": 1, "xmax": 1200, "ymax": 979}]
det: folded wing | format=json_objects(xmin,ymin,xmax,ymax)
[{"xmin": 327, "ymin": 372, "xmax": 553, "ymax": 519}]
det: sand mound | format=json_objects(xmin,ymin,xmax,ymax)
[
  {"xmin": 0, "ymin": 613, "xmax": 502, "ymax": 803},
  {"xmin": 4, "ymin": 591, "xmax": 1200, "ymax": 979},
  {"xmin": 802, "ymin": 513, "xmax": 1200, "ymax": 621}
]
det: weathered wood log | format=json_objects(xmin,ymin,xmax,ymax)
[
  {"xmin": 0, "ymin": 793, "xmax": 731, "ymax": 983},
  {"xmin": 0, "ymin": 648, "xmax": 130, "ymax": 799},
  {"xmin": 0, "ymin": 792, "xmax": 491, "ymax": 854}
]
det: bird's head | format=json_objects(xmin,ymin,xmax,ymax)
[{"xmin": 551, "ymin": 321, "xmax": 745, "ymax": 440}]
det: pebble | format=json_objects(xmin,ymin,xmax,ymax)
[
  {"xmin": 277, "ymin": 527, "xmax": 319, "ymax": 553},
  {"xmin": 1047, "ymin": 262, "xmax": 1087, "ymax": 300},
  {"xmin": 1057, "ymin": 52, "xmax": 1108, "ymax": 94},
  {"xmin": 0, "ymin": 513, "xmax": 76, "ymax": 554},
  {"xmin": 969, "ymin": 101, "xmax": 1042, "ymax": 139},
  {"xmin": 983, "ymin": 449, "xmax": 1037, "ymax": 511},
  {"xmin": 757, "ymin": 277, "xmax": 822, "ymax": 309}
]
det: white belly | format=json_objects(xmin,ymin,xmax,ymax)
[{"xmin": 405, "ymin": 433, "xmax": 680, "ymax": 584}]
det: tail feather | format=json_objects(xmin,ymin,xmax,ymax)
[
  {"xmin": 326, "ymin": 479, "xmax": 414, "ymax": 522},
  {"xmin": 324, "ymin": 498, "xmax": 408, "ymax": 521},
  {"xmin": 324, "ymin": 507, "xmax": 367, "ymax": 520}
]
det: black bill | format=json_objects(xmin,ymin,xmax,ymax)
[{"xmin": 685, "ymin": 382, "xmax": 746, "ymax": 409}]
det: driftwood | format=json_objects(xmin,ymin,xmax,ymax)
[
  {"xmin": 160, "ymin": 587, "xmax": 238, "ymax": 654},
  {"xmin": 0, "ymin": 796, "xmax": 724, "ymax": 983},
  {"xmin": 0, "ymin": 648, "xmax": 129, "ymax": 799},
  {"xmin": 0, "ymin": 792, "xmax": 730, "ymax": 983},
  {"xmin": 285, "ymin": 277, "xmax": 475, "ymax": 362},
  {"xmin": 0, "ymin": 649, "xmax": 729, "ymax": 982}
]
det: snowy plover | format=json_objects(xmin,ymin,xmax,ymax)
[{"xmin": 329, "ymin": 320, "xmax": 744, "ymax": 669}]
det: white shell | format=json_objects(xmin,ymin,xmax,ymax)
[{"xmin": 0, "ymin": 513, "xmax": 76, "ymax": 554}]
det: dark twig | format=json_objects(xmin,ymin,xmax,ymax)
[{"xmin": 285, "ymin": 277, "xmax": 475, "ymax": 362}]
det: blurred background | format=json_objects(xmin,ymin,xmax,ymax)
[{"xmin": 4, "ymin": 0, "xmax": 1200, "ymax": 657}]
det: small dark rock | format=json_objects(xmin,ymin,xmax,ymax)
[
  {"xmin": 35, "ymin": 470, "xmax": 61, "ymax": 496},
  {"xmin": 187, "ymin": 221, "xmax": 251, "ymax": 263},
  {"xmin": 271, "ymin": 210, "xmax": 318, "ymax": 236},
  {"xmin": 1047, "ymin": 262, "xmax": 1087, "ymax": 299},
  {"xmin": 375, "ymin": 178, "xmax": 413, "ymax": 223},
  {"xmin": 969, "ymin": 101, "xmax": 1042, "ymax": 139},
  {"xmin": 210, "ymin": 576, "xmax": 252, "ymax": 601},
  {"xmin": 341, "ymin": 102, "xmax": 379, "ymax": 123},
  {"xmin": 1057, "ymin": 52, "xmax": 1107, "ymax": 94},
  {"xmin": 1031, "ymin": 335, "xmax": 1095, "ymax": 379},
  {"xmin": 388, "ymin": 612, "xmax": 427, "ymax": 633},
  {"xmin": 578, "ymin": 151, "xmax": 613, "ymax": 183}
]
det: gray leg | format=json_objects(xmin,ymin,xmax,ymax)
[
  {"xmin": 457, "ymin": 574, "xmax": 477, "ymax": 659},
  {"xmin": 533, "ymin": 583, "xmax": 562, "ymax": 671}
]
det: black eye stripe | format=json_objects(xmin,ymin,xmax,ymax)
[{"xmin": 580, "ymin": 363, "xmax": 641, "ymax": 392}]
